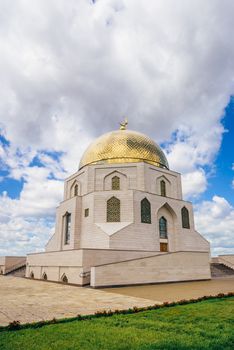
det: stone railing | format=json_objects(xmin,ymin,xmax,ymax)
[
  {"xmin": 218, "ymin": 255, "xmax": 234, "ymax": 270},
  {"xmin": 5, "ymin": 260, "xmax": 26, "ymax": 275}
]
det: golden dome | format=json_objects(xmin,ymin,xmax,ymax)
[{"xmin": 79, "ymin": 128, "xmax": 169, "ymax": 170}]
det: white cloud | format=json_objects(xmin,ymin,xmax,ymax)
[
  {"xmin": 0, "ymin": 0, "xmax": 233, "ymax": 168},
  {"xmin": 0, "ymin": 216, "xmax": 54, "ymax": 256},
  {"xmin": 0, "ymin": 161, "xmax": 64, "ymax": 255},
  {"xmin": 182, "ymin": 169, "xmax": 207, "ymax": 198},
  {"xmin": 195, "ymin": 196, "xmax": 234, "ymax": 256}
]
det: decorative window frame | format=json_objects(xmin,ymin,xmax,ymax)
[
  {"xmin": 64, "ymin": 211, "xmax": 71, "ymax": 245},
  {"xmin": 69, "ymin": 180, "xmax": 81, "ymax": 198},
  {"xmin": 141, "ymin": 198, "xmax": 151, "ymax": 224},
  {"xmin": 156, "ymin": 175, "xmax": 171, "ymax": 197},
  {"xmin": 112, "ymin": 176, "xmax": 120, "ymax": 190},
  {"xmin": 159, "ymin": 216, "xmax": 168, "ymax": 239},
  {"xmin": 181, "ymin": 206, "xmax": 190, "ymax": 229},
  {"xmin": 104, "ymin": 171, "xmax": 127, "ymax": 191},
  {"xmin": 107, "ymin": 196, "xmax": 120, "ymax": 222},
  {"xmin": 160, "ymin": 180, "xmax": 166, "ymax": 197}
]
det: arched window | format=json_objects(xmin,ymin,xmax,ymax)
[
  {"xmin": 141, "ymin": 198, "xmax": 151, "ymax": 223},
  {"xmin": 42, "ymin": 273, "xmax": 47, "ymax": 281},
  {"xmin": 107, "ymin": 196, "xmax": 120, "ymax": 222},
  {"xmin": 112, "ymin": 176, "xmax": 120, "ymax": 190},
  {"xmin": 74, "ymin": 184, "xmax": 78, "ymax": 196},
  {"xmin": 64, "ymin": 212, "xmax": 71, "ymax": 244},
  {"xmin": 159, "ymin": 216, "xmax": 167, "ymax": 238},
  {"xmin": 30, "ymin": 271, "xmax": 34, "ymax": 279},
  {"xmin": 160, "ymin": 180, "xmax": 166, "ymax": 196},
  {"xmin": 61, "ymin": 274, "xmax": 68, "ymax": 283},
  {"xmin": 181, "ymin": 207, "xmax": 190, "ymax": 229}
]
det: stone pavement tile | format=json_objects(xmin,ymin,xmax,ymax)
[{"xmin": 0, "ymin": 276, "xmax": 156, "ymax": 326}]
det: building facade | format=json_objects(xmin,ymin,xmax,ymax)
[{"xmin": 26, "ymin": 126, "xmax": 211, "ymax": 287}]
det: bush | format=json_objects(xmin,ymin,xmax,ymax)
[{"xmin": 8, "ymin": 320, "xmax": 21, "ymax": 330}]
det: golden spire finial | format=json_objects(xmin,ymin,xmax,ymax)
[{"xmin": 119, "ymin": 118, "xmax": 128, "ymax": 130}]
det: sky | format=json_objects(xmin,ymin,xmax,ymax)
[{"xmin": 0, "ymin": 0, "xmax": 233, "ymax": 257}]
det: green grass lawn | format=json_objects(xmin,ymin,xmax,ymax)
[{"xmin": 0, "ymin": 297, "xmax": 233, "ymax": 350}]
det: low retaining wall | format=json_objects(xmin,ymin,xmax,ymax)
[
  {"xmin": 26, "ymin": 249, "xmax": 158, "ymax": 285},
  {"xmin": 91, "ymin": 251, "xmax": 211, "ymax": 287},
  {"xmin": 0, "ymin": 256, "xmax": 26, "ymax": 275}
]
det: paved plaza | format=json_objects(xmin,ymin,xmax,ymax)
[
  {"xmin": 0, "ymin": 276, "xmax": 155, "ymax": 326},
  {"xmin": 0, "ymin": 276, "xmax": 233, "ymax": 326},
  {"xmin": 104, "ymin": 277, "xmax": 234, "ymax": 302}
]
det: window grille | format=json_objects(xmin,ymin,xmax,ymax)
[
  {"xmin": 107, "ymin": 196, "xmax": 120, "ymax": 222},
  {"xmin": 112, "ymin": 176, "xmax": 120, "ymax": 190},
  {"xmin": 160, "ymin": 180, "xmax": 166, "ymax": 196},
  {"xmin": 159, "ymin": 216, "xmax": 168, "ymax": 238},
  {"xmin": 181, "ymin": 207, "xmax": 190, "ymax": 228},
  {"xmin": 141, "ymin": 198, "xmax": 151, "ymax": 223}
]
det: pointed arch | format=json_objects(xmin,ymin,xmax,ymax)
[
  {"xmin": 181, "ymin": 206, "xmax": 190, "ymax": 229},
  {"xmin": 157, "ymin": 202, "xmax": 177, "ymax": 220},
  {"xmin": 159, "ymin": 216, "xmax": 167, "ymax": 238},
  {"xmin": 70, "ymin": 180, "xmax": 81, "ymax": 198},
  {"xmin": 104, "ymin": 171, "xmax": 127, "ymax": 191},
  {"xmin": 107, "ymin": 196, "xmax": 120, "ymax": 222},
  {"xmin": 141, "ymin": 198, "xmax": 151, "ymax": 223},
  {"xmin": 61, "ymin": 273, "xmax": 68, "ymax": 283},
  {"xmin": 42, "ymin": 272, "xmax": 47, "ymax": 281},
  {"xmin": 157, "ymin": 202, "xmax": 177, "ymax": 250},
  {"xmin": 156, "ymin": 175, "xmax": 171, "ymax": 197}
]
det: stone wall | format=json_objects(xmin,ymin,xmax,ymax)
[
  {"xmin": 0, "ymin": 256, "xmax": 5, "ymax": 274},
  {"xmin": 91, "ymin": 251, "xmax": 211, "ymax": 287},
  {"xmin": 26, "ymin": 250, "xmax": 84, "ymax": 284},
  {"xmin": 26, "ymin": 249, "xmax": 158, "ymax": 285}
]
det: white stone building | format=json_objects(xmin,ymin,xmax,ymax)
[{"xmin": 26, "ymin": 125, "xmax": 211, "ymax": 287}]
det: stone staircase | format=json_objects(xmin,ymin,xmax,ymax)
[
  {"xmin": 5, "ymin": 261, "xmax": 26, "ymax": 277},
  {"xmin": 211, "ymin": 263, "xmax": 234, "ymax": 278}
]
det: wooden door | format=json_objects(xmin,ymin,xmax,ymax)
[{"xmin": 160, "ymin": 243, "xmax": 168, "ymax": 252}]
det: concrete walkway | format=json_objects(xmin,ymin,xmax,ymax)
[
  {"xmin": 0, "ymin": 276, "xmax": 155, "ymax": 326},
  {"xmin": 103, "ymin": 277, "xmax": 234, "ymax": 302}
]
